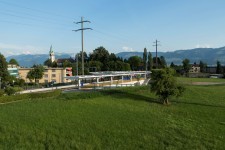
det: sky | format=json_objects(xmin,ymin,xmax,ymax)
[{"xmin": 0, "ymin": 0, "xmax": 225, "ymax": 57}]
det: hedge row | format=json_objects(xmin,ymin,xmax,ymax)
[{"xmin": 0, "ymin": 90, "xmax": 62, "ymax": 104}]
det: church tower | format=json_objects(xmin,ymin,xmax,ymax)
[{"xmin": 49, "ymin": 45, "xmax": 55, "ymax": 62}]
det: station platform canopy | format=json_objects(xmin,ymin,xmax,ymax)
[{"xmin": 64, "ymin": 71, "xmax": 151, "ymax": 81}]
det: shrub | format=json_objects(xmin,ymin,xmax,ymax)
[
  {"xmin": 151, "ymin": 68, "xmax": 185, "ymax": 104},
  {"xmin": 4, "ymin": 86, "xmax": 17, "ymax": 96},
  {"xmin": 0, "ymin": 89, "xmax": 5, "ymax": 97}
]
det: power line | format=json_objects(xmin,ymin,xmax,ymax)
[
  {"xmin": 0, "ymin": 0, "xmax": 73, "ymax": 20},
  {"xmin": 73, "ymin": 17, "xmax": 92, "ymax": 76},
  {"xmin": 0, "ymin": 8, "xmax": 71, "ymax": 24},
  {"xmin": 0, "ymin": 9, "xmax": 71, "ymax": 27},
  {"xmin": 0, "ymin": 1, "xmax": 74, "ymax": 29},
  {"xmin": 153, "ymin": 39, "xmax": 161, "ymax": 68}
]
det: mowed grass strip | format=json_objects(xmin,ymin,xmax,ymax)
[
  {"xmin": 177, "ymin": 77, "xmax": 225, "ymax": 84},
  {"xmin": 0, "ymin": 85, "xmax": 224, "ymax": 149}
]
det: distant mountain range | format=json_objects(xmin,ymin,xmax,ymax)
[
  {"xmin": 6, "ymin": 53, "xmax": 73, "ymax": 67},
  {"xmin": 6, "ymin": 47, "xmax": 225, "ymax": 67},
  {"xmin": 116, "ymin": 47, "xmax": 225, "ymax": 66}
]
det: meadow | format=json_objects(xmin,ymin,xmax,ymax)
[{"xmin": 0, "ymin": 78, "xmax": 224, "ymax": 149}]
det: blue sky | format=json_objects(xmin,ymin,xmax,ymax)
[{"xmin": 0, "ymin": 0, "xmax": 225, "ymax": 56}]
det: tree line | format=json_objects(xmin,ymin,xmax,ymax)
[
  {"xmin": 44, "ymin": 46, "xmax": 166, "ymax": 75},
  {"xmin": 170, "ymin": 59, "xmax": 225, "ymax": 75}
]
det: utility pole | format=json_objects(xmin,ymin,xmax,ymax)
[
  {"xmin": 153, "ymin": 39, "xmax": 160, "ymax": 69},
  {"xmin": 73, "ymin": 17, "xmax": 92, "ymax": 76}
]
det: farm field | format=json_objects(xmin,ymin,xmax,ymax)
[{"xmin": 0, "ymin": 79, "xmax": 225, "ymax": 149}]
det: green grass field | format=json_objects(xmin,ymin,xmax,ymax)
[
  {"xmin": 0, "ymin": 79, "xmax": 225, "ymax": 149},
  {"xmin": 177, "ymin": 77, "xmax": 225, "ymax": 84}
]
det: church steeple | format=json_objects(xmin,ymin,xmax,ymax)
[{"xmin": 49, "ymin": 45, "xmax": 55, "ymax": 62}]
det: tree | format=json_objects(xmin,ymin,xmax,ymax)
[
  {"xmin": 76, "ymin": 51, "xmax": 88, "ymax": 62},
  {"xmin": 122, "ymin": 62, "xmax": 131, "ymax": 71},
  {"xmin": 143, "ymin": 48, "xmax": 147, "ymax": 71},
  {"xmin": 89, "ymin": 46, "xmax": 110, "ymax": 71},
  {"xmin": 109, "ymin": 53, "xmax": 117, "ymax": 61},
  {"xmin": 153, "ymin": 57, "xmax": 161, "ymax": 68},
  {"xmin": 150, "ymin": 68, "xmax": 185, "ymax": 104},
  {"xmin": 88, "ymin": 61, "xmax": 103, "ymax": 72},
  {"xmin": 0, "ymin": 53, "xmax": 10, "ymax": 88},
  {"xmin": 26, "ymin": 65, "xmax": 44, "ymax": 84},
  {"xmin": 128, "ymin": 56, "xmax": 142, "ymax": 71},
  {"xmin": 63, "ymin": 60, "xmax": 72, "ymax": 68},
  {"xmin": 160, "ymin": 56, "xmax": 167, "ymax": 68},
  {"xmin": 108, "ymin": 61, "xmax": 117, "ymax": 71},
  {"xmin": 170, "ymin": 62, "xmax": 175, "ymax": 68},
  {"xmin": 9, "ymin": 58, "xmax": 19, "ymax": 66},
  {"xmin": 44, "ymin": 59, "xmax": 57, "ymax": 67},
  {"xmin": 216, "ymin": 60, "xmax": 222, "ymax": 74},
  {"xmin": 182, "ymin": 58, "xmax": 191, "ymax": 75},
  {"xmin": 147, "ymin": 52, "xmax": 153, "ymax": 71},
  {"xmin": 199, "ymin": 61, "xmax": 207, "ymax": 73}
]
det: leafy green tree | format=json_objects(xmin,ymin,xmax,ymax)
[
  {"xmin": 150, "ymin": 68, "xmax": 185, "ymax": 104},
  {"xmin": 89, "ymin": 46, "xmax": 110, "ymax": 71},
  {"xmin": 26, "ymin": 71, "xmax": 35, "ymax": 83},
  {"xmin": 109, "ymin": 53, "xmax": 117, "ymax": 61},
  {"xmin": 122, "ymin": 62, "xmax": 131, "ymax": 71},
  {"xmin": 182, "ymin": 58, "xmax": 191, "ymax": 75},
  {"xmin": 72, "ymin": 62, "xmax": 81, "ymax": 75},
  {"xmin": 0, "ymin": 53, "xmax": 10, "ymax": 88},
  {"xmin": 170, "ymin": 62, "xmax": 175, "ymax": 68},
  {"xmin": 9, "ymin": 58, "xmax": 19, "ymax": 66},
  {"xmin": 76, "ymin": 51, "xmax": 88, "ymax": 62},
  {"xmin": 15, "ymin": 78, "xmax": 25, "ymax": 87},
  {"xmin": 26, "ymin": 65, "xmax": 44, "ymax": 84},
  {"xmin": 117, "ymin": 56, "xmax": 123, "ymax": 62},
  {"xmin": 147, "ymin": 52, "xmax": 153, "ymax": 71},
  {"xmin": 0, "ymin": 89, "xmax": 4, "ymax": 96},
  {"xmin": 153, "ymin": 57, "xmax": 161, "ymax": 68},
  {"xmin": 199, "ymin": 61, "xmax": 207, "ymax": 73},
  {"xmin": 115, "ymin": 61, "xmax": 123, "ymax": 71},
  {"xmin": 44, "ymin": 59, "xmax": 58, "ymax": 67},
  {"xmin": 88, "ymin": 61, "xmax": 103, "ymax": 72},
  {"xmin": 143, "ymin": 48, "xmax": 147, "ymax": 71},
  {"xmin": 160, "ymin": 56, "xmax": 167, "ymax": 68},
  {"xmin": 52, "ymin": 61, "xmax": 58, "ymax": 67},
  {"xmin": 108, "ymin": 61, "xmax": 116, "ymax": 71},
  {"xmin": 216, "ymin": 60, "xmax": 222, "ymax": 74},
  {"xmin": 128, "ymin": 56, "xmax": 142, "ymax": 71},
  {"xmin": 4, "ymin": 86, "xmax": 16, "ymax": 95},
  {"xmin": 124, "ymin": 58, "xmax": 128, "ymax": 63},
  {"xmin": 63, "ymin": 60, "xmax": 72, "ymax": 68},
  {"xmin": 44, "ymin": 59, "xmax": 51, "ymax": 67}
]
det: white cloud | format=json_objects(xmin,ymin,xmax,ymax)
[
  {"xmin": 0, "ymin": 43, "xmax": 46, "ymax": 57},
  {"xmin": 195, "ymin": 44, "xmax": 211, "ymax": 48},
  {"xmin": 122, "ymin": 46, "xmax": 135, "ymax": 52},
  {"xmin": 22, "ymin": 50, "xmax": 32, "ymax": 55}
]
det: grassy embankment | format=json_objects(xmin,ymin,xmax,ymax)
[{"xmin": 0, "ymin": 78, "xmax": 224, "ymax": 149}]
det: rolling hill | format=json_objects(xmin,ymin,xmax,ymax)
[
  {"xmin": 6, "ymin": 47, "xmax": 225, "ymax": 67},
  {"xmin": 116, "ymin": 47, "xmax": 225, "ymax": 65},
  {"xmin": 6, "ymin": 53, "xmax": 73, "ymax": 67}
]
